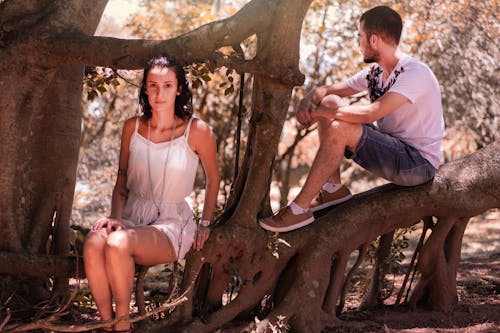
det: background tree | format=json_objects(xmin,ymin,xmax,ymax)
[{"xmin": 0, "ymin": 0, "xmax": 498, "ymax": 332}]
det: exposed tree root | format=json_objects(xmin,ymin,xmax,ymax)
[
  {"xmin": 162, "ymin": 143, "xmax": 499, "ymax": 332},
  {"xmin": 410, "ymin": 217, "xmax": 469, "ymax": 311},
  {"xmin": 396, "ymin": 216, "xmax": 434, "ymax": 305},
  {"xmin": 339, "ymin": 244, "xmax": 368, "ymax": 314},
  {"xmin": 360, "ymin": 230, "xmax": 396, "ymax": 310}
]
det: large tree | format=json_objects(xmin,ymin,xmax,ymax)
[{"xmin": 0, "ymin": 1, "xmax": 498, "ymax": 332}]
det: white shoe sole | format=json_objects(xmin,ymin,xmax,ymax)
[
  {"xmin": 259, "ymin": 216, "xmax": 315, "ymax": 233},
  {"xmin": 310, "ymin": 194, "xmax": 352, "ymax": 212}
]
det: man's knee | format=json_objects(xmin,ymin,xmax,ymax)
[
  {"xmin": 322, "ymin": 120, "xmax": 361, "ymax": 143},
  {"xmin": 319, "ymin": 94, "xmax": 346, "ymax": 110}
]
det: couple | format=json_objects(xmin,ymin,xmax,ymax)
[{"xmin": 84, "ymin": 5, "xmax": 444, "ymax": 332}]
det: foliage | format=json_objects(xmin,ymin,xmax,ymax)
[
  {"xmin": 400, "ymin": 0, "xmax": 499, "ymax": 148},
  {"xmin": 363, "ymin": 226, "xmax": 416, "ymax": 300}
]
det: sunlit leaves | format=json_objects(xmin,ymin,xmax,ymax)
[{"xmin": 84, "ymin": 67, "xmax": 121, "ymax": 101}]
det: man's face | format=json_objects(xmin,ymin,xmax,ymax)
[{"xmin": 358, "ymin": 22, "xmax": 379, "ymax": 63}]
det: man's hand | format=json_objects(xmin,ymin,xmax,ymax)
[
  {"xmin": 296, "ymin": 94, "xmax": 318, "ymax": 128},
  {"xmin": 297, "ymin": 93, "xmax": 346, "ymax": 127}
]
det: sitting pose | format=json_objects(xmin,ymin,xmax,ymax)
[
  {"xmin": 84, "ymin": 54, "xmax": 220, "ymax": 332},
  {"xmin": 260, "ymin": 6, "xmax": 443, "ymax": 233}
]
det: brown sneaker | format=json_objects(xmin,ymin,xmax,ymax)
[
  {"xmin": 259, "ymin": 206, "xmax": 314, "ymax": 232},
  {"xmin": 310, "ymin": 185, "xmax": 352, "ymax": 212}
]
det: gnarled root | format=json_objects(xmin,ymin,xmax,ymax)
[
  {"xmin": 410, "ymin": 216, "xmax": 469, "ymax": 312},
  {"xmin": 360, "ymin": 231, "xmax": 395, "ymax": 310}
]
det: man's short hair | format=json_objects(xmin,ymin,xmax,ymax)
[{"xmin": 360, "ymin": 6, "xmax": 403, "ymax": 45}]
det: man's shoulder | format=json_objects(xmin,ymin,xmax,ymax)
[{"xmin": 400, "ymin": 55, "xmax": 432, "ymax": 73}]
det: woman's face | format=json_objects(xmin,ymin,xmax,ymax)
[{"xmin": 145, "ymin": 66, "xmax": 180, "ymax": 112}]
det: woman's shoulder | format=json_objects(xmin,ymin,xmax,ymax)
[
  {"xmin": 122, "ymin": 116, "xmax": 141, "ymax": 136},
  {"xmin": 124, "ymin": 115, "xmax": 142, "ymax": 127},
  {"xmin": 189, "ymin": 117, "xmax": 213, "ymax": 136}
]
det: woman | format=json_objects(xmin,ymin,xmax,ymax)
[{"xmin": 83, "ymin": 54, "xmax": 220, "ymax": 332}]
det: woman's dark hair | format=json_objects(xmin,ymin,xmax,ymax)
[
  {"xmin": 360, "ymin": 6, "xmax": 403, "ymax": 45},
  {"xmin": 139, "ymin": 54, "xmax": 193, "ymax": 120}
]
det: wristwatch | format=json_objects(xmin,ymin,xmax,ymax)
[{"xmin": 199, "ymin": 219, "xmax": 211, "ymax": 227}]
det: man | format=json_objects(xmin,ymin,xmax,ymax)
[{"xmin": 259, "ymin": 5, "xmax": 444, "ymax": 233}]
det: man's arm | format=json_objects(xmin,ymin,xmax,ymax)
[
  {"xmin": 297, "ymin": 82, "xmax": 359, "ymax": 127},
  {"xmin": 312, "ymin": 91, "xmax": 410, "ymax": 124},
  {"xmin": 309, "ymin": 82, "xmax": 359, "ymax": 105}
]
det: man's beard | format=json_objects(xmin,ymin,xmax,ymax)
[{"xmin": 363, "ymin": 46, "xmax": 379, "ymax": 63}]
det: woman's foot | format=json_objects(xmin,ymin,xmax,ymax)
[
  {"xmin": 113, "ymin": 323, "xmax": 135, "ymax": 333},
  {"xmin": 113, "ymin": 326, "xmax": 135, "ymax": 333}
]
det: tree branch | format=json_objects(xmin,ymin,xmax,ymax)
[
  {"xmin": 39, "ymin": 0, "xmax": 278, "ymax": 68},
  {"xmin": 0, "ymin": 252, "xmax": 83, "ymax": 278}
]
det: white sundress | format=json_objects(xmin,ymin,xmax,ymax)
[{"xmin": 121, "ymin": 117, "xmax": 199, "ymax": 259}]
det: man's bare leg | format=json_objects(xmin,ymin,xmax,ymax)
[{"xmin": 293, "ymin": 119, "xmax": 362, "ymax": 209}]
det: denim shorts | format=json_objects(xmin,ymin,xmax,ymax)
[{"xmin": 345, "ymin": 124, "xmax": 436, "ymax": 186}]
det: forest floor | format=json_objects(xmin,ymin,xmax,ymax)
[{"xmin": 325, "ymin": 209, "xmax": 500, "ymax": 333}]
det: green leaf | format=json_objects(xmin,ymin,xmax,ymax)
[
  {"xmin": 224, "ymin": 85, "xmax": 234, "ymax": 96},
  {"xmin": 192, "ymin": 79, "xmax": 203, "ymax": 89},
  {"xmin": 97, "ymin": 86, "xmax": 107, "ymax": 94},
  {"xmin": 202, "ymin": 74, "xmax": 211, "ymax": 82},
  {"xmin": 2, "ymin": 24, "xmax": 13, "ymax": 32},
  {"xmin": 87, "ymin": 90, "xmax": 98, "ymax": 101}
]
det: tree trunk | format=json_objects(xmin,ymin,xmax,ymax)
[{"xmin": 0, "ymin": 0, "xmax": 108, "ymax": 314}]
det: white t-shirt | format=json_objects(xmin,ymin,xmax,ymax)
[{"xmin": 346, "ymin": 55, "xmax": 444, "ymax": 169}]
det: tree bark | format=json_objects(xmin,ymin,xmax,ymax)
[
  {"xmin": 0, "ymin": 0, "xmax": 108, "ymax": 312},
  {"xmin": 360, "ymin": 230, "xmax": 395, "ymax": 309}
]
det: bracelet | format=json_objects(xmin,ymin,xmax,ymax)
[{"xmin": 199, "ymin": 219, "xmax": 211, "ymax": 227}]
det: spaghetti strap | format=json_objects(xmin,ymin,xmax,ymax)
[
  {"xmin": 134, "ymin": 117, "xmax": 140, "ymax": 133},
  {"xmin": 184, "ymin": 117, "xmax": 195, "ymax": 139}
]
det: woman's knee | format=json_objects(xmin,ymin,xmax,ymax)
[
  {"xmin": 105, "ymin": 230, "xmax": 132, "ymax": 256},
  {"xmin": 83, "ymin": 230, "xmax": 106, "ymax": 257}
]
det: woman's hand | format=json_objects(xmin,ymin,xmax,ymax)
[
  {"xmin": 91, "ymin": 217, "xmax": 124, "ymax": 234},
  {"xmin": 193, "ymin": 226, "xmax": 210, "ymax": 251}
]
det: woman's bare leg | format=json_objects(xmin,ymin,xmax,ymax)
[
  {"xmin": 83, "ymin": 229, "xmax": 114, "ymax": 331},
  {"xmin": 104, "ymin": 226, "xmax": 177, "ymax": 330}
]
